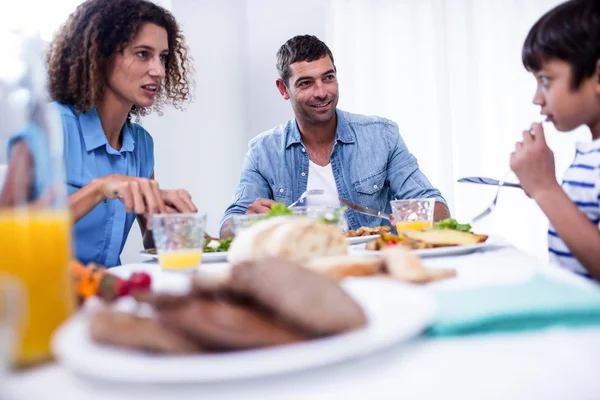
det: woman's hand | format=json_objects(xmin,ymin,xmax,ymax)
[
  {"xmin": 510, "ymin": 123, "xmax": 559, "ymax": 200},
  {"xmin": 97, "ymin": 174, "xmax": 166, "ymax": 214},
  {"xmin": 161, "ymin": 189, "xmax": 198, "ymax": 213}
]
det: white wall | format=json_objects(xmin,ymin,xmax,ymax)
[{"xmin": 245, "ymin": 0, "xmax": 328, "ymax": 136}]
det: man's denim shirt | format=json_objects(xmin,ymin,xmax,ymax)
[{"xmin": 220, "ymin": 109, "xmax": 447, "ymax": 231}]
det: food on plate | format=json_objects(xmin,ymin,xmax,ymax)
[
  {"xmin": 305, "ymin": 255, "xmax": 384, "ymax": 280},
  {"xmin": 228, "ymin": 258, "xmax": 366, "ymax": 336},
  {"xmin": 315, "ymin": 206, "xmax": 347, "ymax": 224},
  {"xmin": 203, "ymin": 233, "xmax": 233, "ymax": 253},
  {"xmin": 89, "ymin": 258, "xmax": 366, "ymax": 353},
  {"xmin": 402, "ymin": 229, "xmax": 488, "ymax": 246},
  {"xmin": 346, "ymin": 225, "xmax": 392, "ymax": 237},
  {"xmin": 71, "ymin": 260, "xmax": 151, "ymax": 303},
  {"xmin": 306, "ymin": 247, "xmax": 456, "ymax": 284},
  {"xmin": 433, "ymin": 218, "xmax": 472, "ymax": 232},
  {"xmin": 90, "ymin": 309, "xmax": 204, "ymax": 354},
  {"xmin": 158, "ymin": 298, "xmax": 308, "ymax": 350},
  {"xmin": 266, "ymin": 202, "xmax": 293, "ymax": 217},
  {"xmin": 365, "ymin": 233, "xmax": 428, "ymax": 251},
  {"xmin": 365, "ymin": 229, "xmax": 488, "ymax": 251},
  {"xmin": 226, "ymin": 216, "xmax": 348, "ymax": 264},
  {"xmin": 382, "ymin": 246, "xmax": 456, "ymax": 283}
]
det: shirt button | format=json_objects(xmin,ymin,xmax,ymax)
[
  {"xmin": 279, "ymin": 188, "xmax": 284, "ymax": 193},
  {"xmin": 373, "ymin": 184, "xmax": 378, "ymax": 189},
  {"xmin": 301, "ymin": 172, "xmax": 306, "ymax": 177},
  {"xmin": 301, "ymin": 148, "xmax": 306, "ymax": 153}
]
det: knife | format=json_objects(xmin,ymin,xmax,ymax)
[
  {"xmin": 457, "ymin": 177, "xmax": 522, "ymax": 188},
  {"xmin": 339, "ymin": 197, "xmax": 392, "ymax": 220}
]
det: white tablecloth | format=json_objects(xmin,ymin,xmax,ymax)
[{"xmin": 5, "ymin": 245, "xmax": 600, "ymax": 400}]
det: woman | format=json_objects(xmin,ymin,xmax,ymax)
[{"xmin": 45, "ymin": 0, "xmax": 197, "ymax": 267}]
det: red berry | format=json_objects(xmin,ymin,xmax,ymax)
[
  {"xmin": 129, "ymin": 272, "xmax": 152, "ymax": 291},
  {"xmin": 114, "ymin": 279, "xmax": 130, "ymax": 297},
  {"xmin": 385, "ymin": 240, "xmax": 398, "ymax": 247}
]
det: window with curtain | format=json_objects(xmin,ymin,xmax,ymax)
[{"xmin": 326, "ymin": 0, "xmax": 591, "ymax": 261}]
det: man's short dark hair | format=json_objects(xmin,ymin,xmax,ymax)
[
  {"xmin": 522, "ymin": 0, "xmax": 600, "ymax": 89},
  {"xmin": 276, "ymin": 35, "xmax": 335, "ymax": 86}
]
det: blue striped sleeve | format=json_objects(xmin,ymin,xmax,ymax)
[
  {"xmin": 569, "ymin": 164, "xmax": 597, "ymax": 170},
  {"xmin": 576, "ymin": 148, "xmax": 600, "ymax": 155},
  {"xmin": 563, "ymin": 180, "xmax": 595, "ymax": 188},
  {"xmin": 575, "ymin": 201, "xmax": 599, "ymax": 208},
  {"xmin": 549, "ymin": 248, "xmax": 574, "ymax": 258}
]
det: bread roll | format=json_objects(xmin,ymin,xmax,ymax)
[
  {"xmin": 227, "ymin": 216, "xmax": 348, "ymax": 264},
  {"xmin": 304, "ymin": 255, "xmax": 384, "ymax": 280}
]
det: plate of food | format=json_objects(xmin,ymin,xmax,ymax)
[
  {"xmin": 141, "ymin": 235, "xmax": 233, "ymax": 263},
  {"xmin": 345, "ymin": 226, "xmax": 392, "ymax": 245},
  {"xmin": 52, "ymin": 258, "xmax": 436, "ymax": 383},
  {"xmin": 351, "ymin": 218, "xmax": 500, "ymax": 258}
]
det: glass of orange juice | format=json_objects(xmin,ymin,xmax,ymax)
[
  {"xmin": 150, "ymin": 213, "xmax": 207, "ymax": 271},
  {"xmin": 0, "ymin": 30, "xmax": 74, "ymax": 368},
  {"xmin": 0, "ymin": 276, "xmax": 23, "ymax": 379},
  {"xmin": 390, "ymin": 198, "xmax": 435, "ymax": 232}
]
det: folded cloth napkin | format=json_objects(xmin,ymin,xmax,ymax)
[{"xmin": 427, "ymin": 274, "xmax": 600, "ymax": 337}]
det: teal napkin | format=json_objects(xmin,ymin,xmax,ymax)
[{"xmin": 427, "ymin": 274, "xmax": 600, "ymax": 337}]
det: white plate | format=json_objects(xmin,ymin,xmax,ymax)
[
  {"xmin": 140, "ymin": 250, "xmax": 228, "ymax": 263},
  {"xmin": 346, "ymin": 234, "xmax": 380, "ymax": 245},
  {"xmin": 350, "ymin": 235, "xmax": 505, "ymax": 258},
  {"xmin": 51, "ymin": 278, "xmax": 436, "ymax": 383}
]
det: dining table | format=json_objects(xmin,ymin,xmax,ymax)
[{"xmin": 4, "ymin": 240, "xmax": 600, "ymax": 400}]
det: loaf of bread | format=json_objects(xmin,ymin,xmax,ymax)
[{"xmin": 227, "ymin": 216, "xmax": 348, "ymax": 264}]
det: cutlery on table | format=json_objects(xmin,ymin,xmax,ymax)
[
  {"xmin": 289, "ymin": 189, "xmax": 324, "ymax": 208},
  {"xmin": 338, "ymin": 197, "xmax": 392, "ymax": 221},
  {"xmin": 468, "ymin": 171, "xmax": 511, "ymax": 224},
  {"xmin": 457, "ymin": 177, "xmax": 521, "ymax": 188}
]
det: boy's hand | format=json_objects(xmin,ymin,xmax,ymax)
[{"xmin": 510, "ymin": 123, "xmax": 559, "ymax": 199}]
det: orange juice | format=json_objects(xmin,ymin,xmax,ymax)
[
  {"xmin": 158, "ymin": 249, "xmax": 202, "ymax": 269},
  {"xmin": 395, "ymin": 220, "xmax": 433, "ymax": 232},
  {"xmin": 0, "ymin": 209, "xmax": 74, "ymax": 366}
]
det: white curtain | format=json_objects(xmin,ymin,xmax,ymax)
[{"xmin": 326, "ymin": 0, "xmax": 591, "ymax": 261}]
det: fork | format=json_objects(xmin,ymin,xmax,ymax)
[
  {"xmin": 289, "ymin": 189, "xmax": 324, "ymax": 208},
  {"xmin": 469, "ymin": 171, "xmax": 511, "ymax": 224}
]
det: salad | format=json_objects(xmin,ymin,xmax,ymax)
[
  {"xmin": 203, "ymin": 235, "xmax": 233, "ymax": 253},
  {"xmin": 434, "ymin": 218, "xmax": 471, "ymax": 233}
]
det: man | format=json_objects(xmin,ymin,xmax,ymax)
[{"xmin": 220, "ymin": 35, "xmax": 449, "ymax": 238}]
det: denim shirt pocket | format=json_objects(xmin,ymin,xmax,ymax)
[
  {"xmin": 353, "ymin": 169, "xmax": 386, "ymax": 196},
  {"xmin": 270, "ymin": 183, "xmax": 291, "ymax": 203},
  {"xmin": 351, "ymin": 169, "xmax": 389, "ymax": 224}
]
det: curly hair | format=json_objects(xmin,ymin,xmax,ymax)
[{"xmin": 46, "ymin": 0, "xmax": 193, "ymax": 121}]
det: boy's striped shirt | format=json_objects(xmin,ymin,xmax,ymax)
[{"xmin": 548, "ymin": 139, "xmax": 600, "ymax": 279}]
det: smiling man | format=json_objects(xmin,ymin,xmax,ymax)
[{"xmin": 220, "ymin": 35, "xmax": 449, "ymax": 238}]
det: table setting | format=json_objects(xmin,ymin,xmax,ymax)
[{"xmin": 4, "ymin": 192, "xmax": 600, "ymax": 400}]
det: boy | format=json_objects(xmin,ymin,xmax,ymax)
[{"xmin": 511, "ymin": 0, "xmax": 600, "ymax": 280}]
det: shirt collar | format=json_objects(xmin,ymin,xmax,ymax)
[
  {"xmin": 79, "ymin": 108, "xmax": 135, "ymax": 154},
  {"xmin": 285, "ymin": 109, "xmax": 355, "ymax": 148},
  {"xmin": 576, "ymin": 137, "xmax": 600, "ymax": 153}
]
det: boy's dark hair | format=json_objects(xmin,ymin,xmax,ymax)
[
  {"xmin": 276, "ymin": 35, "xmax": 334, "ymax": 86},
  {"xmin": 522, "ymin": 0, "xmax": 600, "ymax": 89}
]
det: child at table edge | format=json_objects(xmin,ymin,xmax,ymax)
[{"xmin": 511, "ymin": 0, "xmax": 600, "ymax": 281}]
